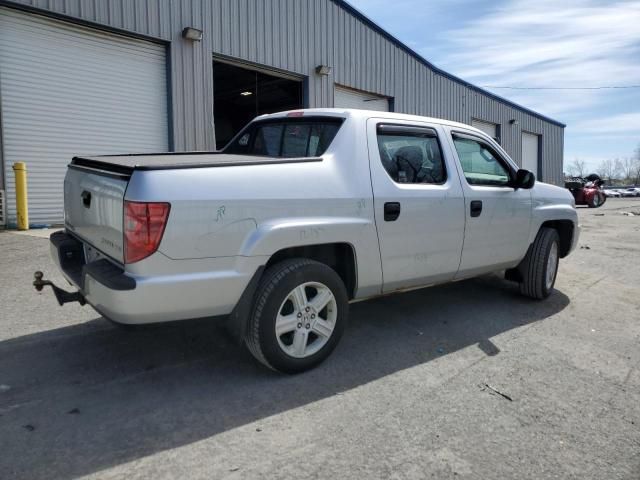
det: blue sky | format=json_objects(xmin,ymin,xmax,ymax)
[{"xmin": 348, "ymin": 0, "xmax": 640, "ymax": 172}]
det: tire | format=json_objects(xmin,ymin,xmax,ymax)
[
  {"xmin": 518, "ymin": 227, "xmax": 560, "ymax": 300},
  {"xmin": 245, "ymin": 258, "xmax": 349, "ymax": 374},
  {"xmin": 588, "ymin": 193, "xmax": 604, "ymax": 208}
]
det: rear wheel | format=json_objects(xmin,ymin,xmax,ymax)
[
  {"xmin": 245, "ymin": 258, "xmax": 348, "ymax": 373},
  {"xmin": 518, "ymin": 228, "xmax": 560, "ymax": 300}
]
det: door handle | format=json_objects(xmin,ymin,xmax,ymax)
[
  {"xmin": 384, "ymin": 202, "xmax": 401, "ymax": 221},
  {"xmin": 470, "ymin": 200, "xmax": 482, "ymax": 217},
  {"xmin": 81, "ymin": 190, "xmax": 92, "ymax": 208}
]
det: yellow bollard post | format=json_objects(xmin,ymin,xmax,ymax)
[{"xmin": 12, "ymin": 162, "xmax": 29, "ymax": 230}]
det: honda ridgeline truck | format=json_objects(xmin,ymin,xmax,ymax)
[{"xmin": 35, "ymin": 109, "xmax": 579, "ymax": 373}]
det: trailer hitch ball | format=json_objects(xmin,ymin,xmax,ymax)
[
  {"xmin": 33, "ymin": 271, "xmax": 45, "ymax": 292},
  {"xmin": 32, "ymin": 271, "xmax": 86, "ymax": 306}
]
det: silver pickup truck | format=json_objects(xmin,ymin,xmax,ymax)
[{"xmin": 36, "ymin": 108, "xmax": 579, "ymax": 373}]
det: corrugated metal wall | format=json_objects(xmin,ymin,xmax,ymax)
[{"xmin": 1, "ymin": 0, "xmax": 564, "ymax": 185}]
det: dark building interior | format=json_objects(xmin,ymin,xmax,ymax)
[{"xmin": 213, "ymin": 61, "xmax": 303, "ymax": 149}]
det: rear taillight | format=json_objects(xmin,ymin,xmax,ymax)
[{"xmin": 124, "ymin": 201, "xmax": 170, "ymax": 264}]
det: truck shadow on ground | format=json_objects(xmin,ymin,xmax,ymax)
[{"xmin": 0, "ymin": 274, "xmax": 569, "ymax": 480}]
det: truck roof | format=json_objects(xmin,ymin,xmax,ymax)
[{"xmin": 256, "ymin": 108, "xmax": 486, "ymax": 132}]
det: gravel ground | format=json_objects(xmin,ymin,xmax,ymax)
[{"xmin": 0, "ymin": 198, "xmax": 639, "ymax": 480}]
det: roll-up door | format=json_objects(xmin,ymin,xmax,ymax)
[
  {"xmin": 334, "ymin": 85, "xmax": 389, "ymax": 112},
  {"xmin": 0, "ymin": 8, "xmax": 168, "ymax": 225},
  {"xmin": 522, "ymin": 132, "xmax": 540, "ymax": 177},
  {"xmin": 471, "ymin": 119, "xmax": 498, "ymax": 141}
]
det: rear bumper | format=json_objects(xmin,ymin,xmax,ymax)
[
  {"xmin": 49, "ymin": 231, "xmax": 262, "ymax": 325},
  {"xmin": 50, "ymin": 231, "xmax": 135, "ymax": 292}
]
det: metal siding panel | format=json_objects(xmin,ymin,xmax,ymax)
[
  {"xmin": 190, "ymin": 0, "xmax": 202, "ymax": 149},
  {"xmin": 323, "ymin": 1, "xmax": 332, "ymax": 106},
  {"xmin": 120, "ymin": 0, "xmax": 134, "ymax": 30},
  {"xmin": 93, "ymin": 0, "xmax": 107, "ymax": 25},
  {"xmin": 265, "ymin": 0, "xmax": 274, "ymax": 66},
  {"xmin": 80, "ymin": 0, "xmax": 94, "ymax": 20},
  {"xmin": 0, "ymin": 7, "xmax": 168, "ymax": 224},
  {"xmin": 168, "ymin": 0, "xmax": 183, "ymax": 149},
  {"xmin": 106, "ymin": 0, "xmax": 120, "ymax": 29},
  {"xmin": 223, "ymin": 0, "xmax": 232, "ymax": 56},
  {"xmin": 294, "ymin": 0, "xmax": 302, "ymax": 73},
  {"xmin": 336, "ymin": 6, "xmax": 345, "ymax": 89},
  {"xmin": 301, "ymin": 0, "xmax": 307, "ymax": 71},
  {"xmin": 306, "ymin": 0, "xmax": 316, "ymax": 106},
  {"xmin": 202, "ymin": 0, "xmax": 214, "ymax": 150},
  {"xmin": 279, "ymin": 0, "xmax": 287, "ymax": 70},
  {"xmin": 238, "ymin": 0, "xmax": 246, "ymax": 61}
]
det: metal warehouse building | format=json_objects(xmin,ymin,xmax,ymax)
[{"xmin": 0, "ymin": 0, "xmax": 565, "ymax": 226}]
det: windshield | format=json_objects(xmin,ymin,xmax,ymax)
[{"xmin": 224, "ymin": 117, "xmax": 344, "ymax": 157}]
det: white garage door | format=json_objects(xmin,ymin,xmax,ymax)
[
  {"xmin": 334, "ymin": 85, "xmax": 389, "ymax": 112},
  {"xmin": 0, "ymin": 8, "xmax": 168, "ymax": 225},
  {"xmin": 471, "ymin": 119, "xmax": 498, "ymax": 140},
  {"xmin": 522, "ymin": 132, "xmax": 540, "ymax": 177}
]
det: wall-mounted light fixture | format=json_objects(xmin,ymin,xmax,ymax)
[
  {"xmin": 509, "ymin": 119, "xmax": 520, "ymax": 126},
  {"xmin": 240, "ymin": 91, "xmax": 253, "ymax": 96},
  {"xmin": 182, "ymin": 27, "xmax": 203, "ymax": 41},
  {"xmin": 315, "ymin": 65, "xmax": 332, "ymax": 76}
]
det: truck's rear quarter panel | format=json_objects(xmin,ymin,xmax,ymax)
[
  {"xmin": 122, "ymin": 117, "xmax": 382, "ymax": 299},
  {"xmin": 124, "ymin": 152, "xmax": 382, "ymax": 297}
]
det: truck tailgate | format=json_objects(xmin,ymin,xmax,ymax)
[{"xmin": 64, "ymin": 167, "xmax": 128, "ymax": 263}]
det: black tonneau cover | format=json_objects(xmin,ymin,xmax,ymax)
[{"xmin": 71, "ymin": 152, "xmax": 322, "ymax": 174}]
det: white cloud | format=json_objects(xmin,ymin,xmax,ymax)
[
  {"xmin": 571, "ymin": 112, "xmax": 640, "ymax": 136},
  {"xmin": 430, "ymin": 0, "xmax": 640, "ymax": 119}
]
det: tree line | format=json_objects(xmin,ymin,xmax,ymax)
[{"xmin": 565, "ymin": 143, "xmax": 640, "ymax": 185}]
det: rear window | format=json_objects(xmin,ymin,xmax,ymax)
[{"xmin": 224, "ymin": 117, "xmax": 343, "ymax": 157}]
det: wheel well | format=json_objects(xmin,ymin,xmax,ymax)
[
  {"xmin": 266, "ymin": 243, "xmax": 357, "ymax": 299},
  {"xmin": 540, "ymin": 220, "xmax": 574, "ymax": 258}
]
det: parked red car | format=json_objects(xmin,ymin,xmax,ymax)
[{"xmin": 565, "ymin": 174, "xmax": 606, "ymax": 208}]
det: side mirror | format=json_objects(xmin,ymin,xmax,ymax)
[{"xmin": 513, "ymin": 169, "xmax": 535, "ymax": 189}]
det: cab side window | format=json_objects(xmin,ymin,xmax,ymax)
[
  {"xmin": 376, "ymin": 125, "xmax": 446, "ymax": 184},
  {"xmin": 452, "ymin": 136, "xmax": 511, "ymax": 187}
]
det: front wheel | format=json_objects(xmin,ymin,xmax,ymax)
[
  {"xmin": 245, "ymin": 258, "xmax": 348, "ymax": 373},
  {"xmin": 518, "ymin": 228, "xmax": 560, "ymax": 300},
  {"xmin": 589, "ymin": 192, "xmax": 604, "ymax": 208}
]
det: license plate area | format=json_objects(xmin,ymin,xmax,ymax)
[{"xmin": 84, "ymin": 244, "xmax": 106, "ymax": 264}]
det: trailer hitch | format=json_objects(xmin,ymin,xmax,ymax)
[{"xmin": 33, "ymin": 271, "xmax": 86, "ymax": 306}]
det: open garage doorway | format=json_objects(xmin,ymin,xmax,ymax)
[{"xmin": 213, "ymin": 60, "xmax": 304, "ymax": 149}]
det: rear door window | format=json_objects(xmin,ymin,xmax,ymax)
[
  {"xmin": 376, "ymin": 124, "xmax": 446, "ymax": 184},
  {"xmin": 225, "ymin": 117, "xmax": 343, "ymax": 157}
]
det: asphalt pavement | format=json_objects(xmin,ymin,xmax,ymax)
[{"xmin": 0, "ymin": 199, "xmax": 639, "ymax": 479}]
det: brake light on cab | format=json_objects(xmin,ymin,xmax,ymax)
[{"xmin": 124, "ymin": 201, "xmax": 171, "ymax": 264}]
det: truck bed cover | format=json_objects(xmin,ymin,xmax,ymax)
[{"xmin": 71, "ymin": 153, "xmax": 322, "ymax": 174}]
